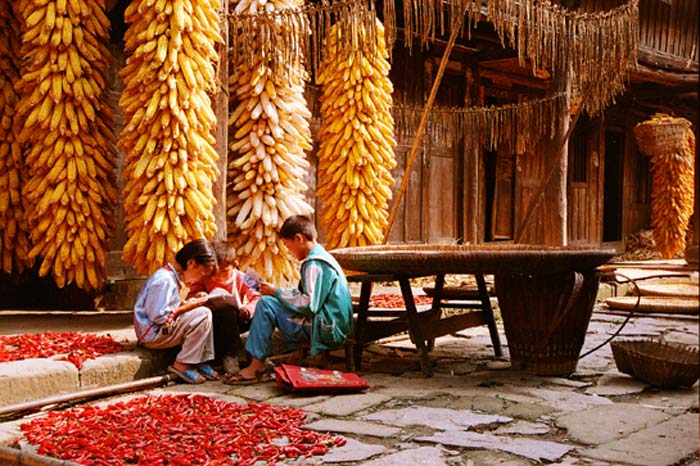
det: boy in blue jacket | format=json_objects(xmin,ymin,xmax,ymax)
[{"xmin": 223, "ymin": 215, "xmax": 353, "ymax": 384}]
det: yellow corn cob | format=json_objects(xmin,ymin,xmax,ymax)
[
  {"xmin": 0, "ymin": 1, "xmax": 32, "ymax": 273},
  {"xmin": 227, "ymin": 0, "xmax": 313, "ymax": 284},
  {"xmin": 119, "ymin": 0, "xmax": 221, "ymax": 275},
  {"xmin": 15, "ymin": 0, "xmax": 116, "ymax": 290},
  {"xmin": 316, "ymin": 18, "xmax": 396, "ymax": 249},
  {"xmin": 634, "ymin": 114, "xmax": 695, "ymax": 259}
]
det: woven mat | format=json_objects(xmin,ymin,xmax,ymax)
[
  {"xmin": 638, "ymin": 283, "xmax": 699, "ymax": 299},
  {"xmin": 605, "ymin": 296, "xmax": 699, "ymax": 315}
]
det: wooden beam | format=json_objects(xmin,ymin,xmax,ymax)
[
  {"xmin": 637, "ymin": 45, "xmax": 699, "ymax": 73},
  {"xmin": 631, "ymin": 62, "xmax": 699, "ymax": 86}
]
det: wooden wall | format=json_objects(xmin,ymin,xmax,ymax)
[{"xmin": 638, "ymin": 0, "xmax": 698, "ymax": 65}]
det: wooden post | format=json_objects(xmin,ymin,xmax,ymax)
[
  {"xmin": 463, "ymin": 66, "xmax": 481, "ymax": 245},
  {"xmin": 212, "ymin": 0, "xmax": 229, "ymax": 241},
  {"xmin": 543, "ymin": 73, "xmax": 570, "ymax": 246}
]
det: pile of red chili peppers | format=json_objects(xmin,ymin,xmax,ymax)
[
  {"xmin": 370, "ymin": 293, "xmax": 434, "ymax": 308},
  {"xmin": 20, "ymin": 394, "xmax": 346, "ymax": 465},
  {"xmin": 0, "ymin": 331, "xmax": 126, "ymax": 368}
]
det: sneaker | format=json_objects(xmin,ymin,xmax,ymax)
[{"xmin": 223, "ymin": 355, "xmax": 240, "ymax": 374}]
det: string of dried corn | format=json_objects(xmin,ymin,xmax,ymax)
[
  {"xmin": 228, "ymin": 0, "xmax": 376, "ymax": 86},
  {"xmin": 227, "ymin": 0, "xmax": 313, "ymax": 284},
  {"xmin": 0, "ymin": 1, "xmax": 31, "ymax": 273},
  {"xmin": 119, "ymin": 0, "xmax": 222, "ymax": 275},
  {"xmin": 14, "ymin": 0, "xmax": 117, "ymax": 290},
  {"xmin": 634, "ymin": 114, "xmax": 695, "ymax": 259},
  {"xmin": 316, "ymin": 17, "xmax": 396, "ymax": 249}
]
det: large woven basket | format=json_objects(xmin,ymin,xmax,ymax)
[
  {"xmin": 633, "ymin": 116, "xmax": 692, "ymax": 157},
  {"xmin": 611, "ymin": 338, "xmax": 700, "ymax": 388}
]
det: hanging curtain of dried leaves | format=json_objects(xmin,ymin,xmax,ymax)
[
  {"xmin": 383, "ymin": 0, "xmax": 639, "ymax": 115},
  {"xmin": 393, "ymin": 93, "xmax": 566, "ymax": 153},
  {"xmin": 228, "ymin": 0, "xmax": 377, "ymax": 82}
]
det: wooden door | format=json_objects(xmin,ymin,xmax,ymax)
[
  {"xmin": 568, "ymin": 117, "xmax": 603, "ymax": 244},
  {"xmin": 490, "ymin": 150, "xmax": 515, "ymax": 240}
]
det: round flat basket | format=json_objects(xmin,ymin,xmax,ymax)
[
  {"xmin": 611, "ymin": 338, "xmax": 700, "ymax": 388},
  {"xmin": 330, "ymin": 244, "xmax": 616, "ymax": 276},
  {"xmin": 638, "ymin": 283, "xmax": 699, "ymax": 299},
  {"xmin": 604, "ymin": 296, "xmax": 699, "ymax": 315}
]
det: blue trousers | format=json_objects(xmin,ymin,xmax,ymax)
[{"xmin": 245, "ymin": 295, "xmax": 311, "ymax": 360}]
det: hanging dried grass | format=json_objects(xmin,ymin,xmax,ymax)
[
  {"xmin": 228, "ymin": 0, "xmax": 377, "ymax": 82},
  {"xmin": 384, "ymin": 0, "xmax": 639, "ymax": 115},
  {"xmin": 392, "ymin": 92, "xmax": 566, "ymax": 153}
]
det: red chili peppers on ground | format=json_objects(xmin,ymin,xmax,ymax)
[
  {"xmin": 370, "ymin": 293, "xmax": 434, "ymax": 308},
  {"xmin": 19, "ymin": 394, "xmax": 346, "ymax": 465},
  {"xmin": 0, "ymin": 331, "xmax": 126, "ymax": 368}
]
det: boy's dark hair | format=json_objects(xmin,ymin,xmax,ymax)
[
  {"xmin": 212, "ymin": 240, "xmax": 237, "ymax": 265},
  {"xmin": 279, "ymin": 215, "xmax": 316, "ymax": 241},
  {"xmin": 175, "ymin": 239, "xmax": 217, "ymax": 269}
]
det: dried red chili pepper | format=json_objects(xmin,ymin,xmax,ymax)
[
  {"xmin": 19, "ymin": 394, "xmax": 343, "ymax": 465},
  {"xmin": 0, "ymin": 331, "xmax": 126, "ymax": 367}
]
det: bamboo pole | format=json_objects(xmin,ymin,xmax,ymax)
[
  {"xmin": 383, "ymin": 11, "xmax": 467, "ymax": 242},
  {"xmin": 0, "ymin": 374, "xmax": 175, "ymax": 419}
]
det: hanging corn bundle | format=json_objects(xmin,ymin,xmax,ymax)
[
  {"xmin": 14, "ymin": 0, "xmax": 117, "ymax": 290},
  {"xmin": 119, "ymin": 0, "xmax": 221, "ymax": 275},
  {"xmin": 227, "ymin": 0, "xmax": 313, "ymax": 283},
  {"xmin": 316, "ymin": 17, "xmax": 395, "ymax": 248},
  {"xmin": 0, "ymin": 1, "xmax": 31, "ymax": 273},
  {"xmin": 634, "ymin": 114, "xmax": 695, "ymax": 259}
]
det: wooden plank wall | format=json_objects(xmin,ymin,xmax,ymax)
[{"xmin": 639, "ymin": 0, "xmax": 698, "ymax": 62}]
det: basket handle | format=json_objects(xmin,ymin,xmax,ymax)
[{"xmin": 519, "ymin": 271, "xmax": 584, "ymax": 368}]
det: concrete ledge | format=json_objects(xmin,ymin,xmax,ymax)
[
  {"xmin": 0, "ymin": 347, "xmax": 174, "ymax": 409},
  {"xmin": 79, "ymin": 348, "xmax": 171, "ymax": 389},
  {"xmin": 0, "ymin": 359, "xmax": 79, "ymax": 407}
]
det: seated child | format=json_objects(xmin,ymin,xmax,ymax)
[
  {"xmin": 189, "ymin": 240, "xmax": 261, "ymax": 373},
  {"xmin": 133, "ymin": 239, "xmax": 219, "ymax": 384},
  {"xmin": 222, "ymin": 215, "xmax": 354, "ymax": 385}
]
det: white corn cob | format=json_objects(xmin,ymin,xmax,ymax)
[{"xmin": 227, "ymin": 0, "xmax": 313, "ymax": 283}]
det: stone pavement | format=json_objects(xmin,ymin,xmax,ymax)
[{"xmin": 0, "ymin": 283, "xmax": 698, "ymax": 465}]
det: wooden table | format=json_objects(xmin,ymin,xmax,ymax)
[
  {"xmin": 347, "ymin": 272, "xmax": 502, "ymax": 376},
  {"xmin": 332, "ymin": 244, "xmax": 616, "ymax": 377}
]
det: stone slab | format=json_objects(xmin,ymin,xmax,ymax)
[
  {"xmin": 580, "ymin": 413, "xmax": 699, "ymax": 466},
  {"xmin": 358, "ymin": 446, "xmax": 449, "ymax": 466},
  {"xmin": 363, "ymin": 406, "xmax": 511, "ymax": 431},
  {"xmin": 417, "ymin": 430, "xmax": 574, "ymax": 462},
  {"xmin": 321, "ymin": 437, "xmax": 387, "ymax": 463},
  {"xmin": 555, "ymin": 403, "xmax": 671, "ymax": 445},
  {"xmin": 303, "ymin": 393, "xmax": 390, "ymax": 417},
  {"xmin": 305, "ymin": 419, "xmax": 401, "ymax": 437}
]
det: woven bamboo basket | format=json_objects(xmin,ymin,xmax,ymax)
[
  {"xmin": 496, "ymin": 270, "xmax": 601, "ymax": 376},
  {"xmin": 604, "ymin": 296, "xmax": 699, "ymax": 315},
  {"xmin": 611, "ymin": 339, "xmax": 700, "ymax": 388},
  {"xmin": 633, "ymin": 117, "xmax": 691, "ymax": 157}
]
